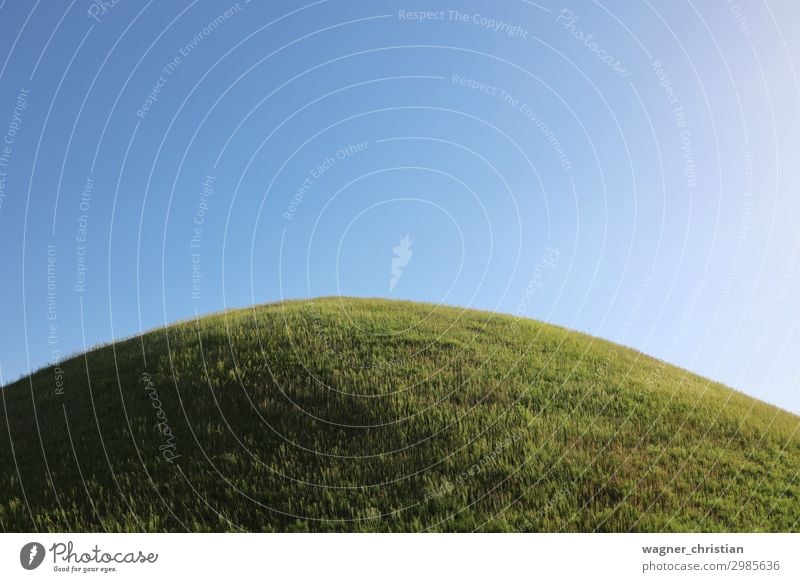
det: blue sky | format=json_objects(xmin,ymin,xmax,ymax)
[{"xmin": 1, "ymin": 0, "xmax": 799, "ymax": 413}]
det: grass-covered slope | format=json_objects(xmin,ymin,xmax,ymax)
[{"xmin": 1, "ymin": 297, "xmax": 798, "ymax": 532}]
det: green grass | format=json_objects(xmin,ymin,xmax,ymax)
[{"xmin": 1, "ymin": 297, "xmax": 799, "ymax": 532}]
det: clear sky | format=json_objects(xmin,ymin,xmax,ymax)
[{"xmin": 1, "ymin": 1, "xmax": 799, "ymax": 413}]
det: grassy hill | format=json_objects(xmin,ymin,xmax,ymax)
[{"xmin": 1, "ymin": 297, "xmax": 798, "ymax": 532}]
